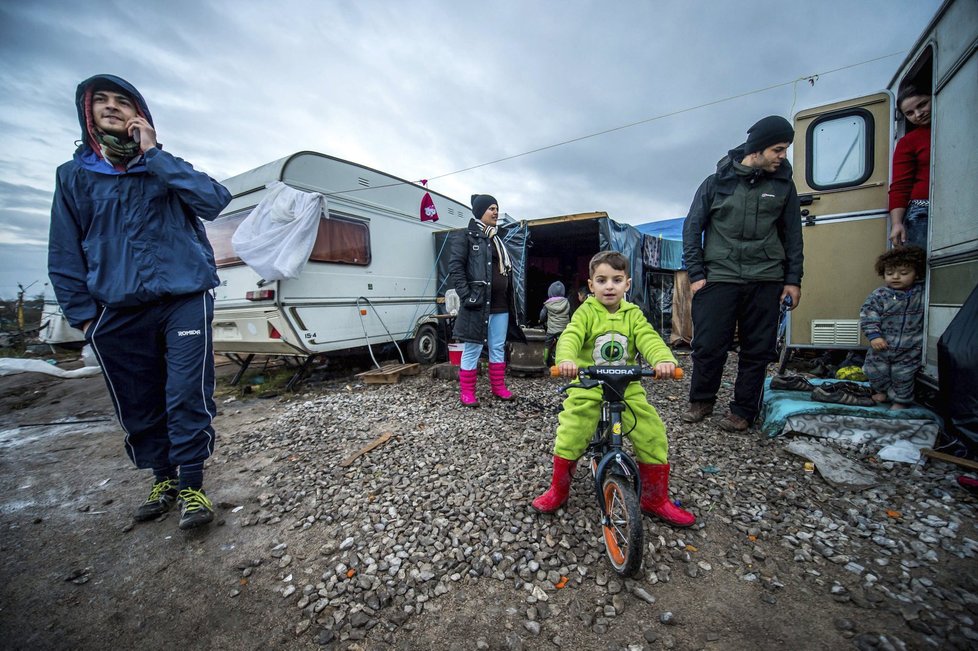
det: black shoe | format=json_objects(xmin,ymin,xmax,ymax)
[
  {"xmin": 825, "ymin": 381, "xmax": 873, "ymax": 397},
  {"xmin": 811, "ymin": 385, "xmax": 875, "ymax": 407},
  {"xmin": 133, "ymin": 478, "xmax": 179, "ymax": 522},
  {"xmin": 770, "ymin": 375, "xmax": 815, "ymax": 392},
  {"xmin": 177, "ymin": 487, "xmax": 214, "ymax": 530}
]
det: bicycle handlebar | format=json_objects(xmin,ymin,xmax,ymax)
[{"xmin": 550, "ymin": 365, "xmax": 684, "ymax": 380}]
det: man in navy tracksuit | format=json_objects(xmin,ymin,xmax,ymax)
[{"xmin": 48, "ymin": 74, "xmax": 231, "ymax": 530}]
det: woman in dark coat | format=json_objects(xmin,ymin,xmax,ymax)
[{"xmin": 448, "ymin": 194, "xmax": 526, "ymax": 406}]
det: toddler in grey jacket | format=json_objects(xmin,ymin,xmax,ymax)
[{"xmin": 860, "ymin": 247, "xmax": 926, "ymax": 409}]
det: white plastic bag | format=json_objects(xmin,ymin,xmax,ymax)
[
  {"xmin": 0, "ymin": 358, "xmax": 102, "ymax": 378},
  {"xmin": 231, "ymin": 181, "xmax": 325, "ymax": 281}
]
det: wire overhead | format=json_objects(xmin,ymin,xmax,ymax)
[{"xmin": 320, "ymin": 50, "xmax": 906, "ymax": 200}]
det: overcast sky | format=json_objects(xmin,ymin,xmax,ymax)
[{"xmin": 0, "ymin": 0, "xmax": 942, "ymax": 300}]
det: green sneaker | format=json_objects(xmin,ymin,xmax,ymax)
[
  {"xmin": 134, "ymin": 478, "xmax": 179, "ymax": 522},
  {"xmin": 177, "ymin": 487, "xmax": 214, "ymax": 530}
]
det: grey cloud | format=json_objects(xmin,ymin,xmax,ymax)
[{"xmin": 0, "ymin": 0, "xmax": 943, "ymax": 297}]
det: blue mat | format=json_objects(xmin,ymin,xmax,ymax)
[{"xmin": 760, "ymin": 377, "xmax": 941, "ymax": 438}]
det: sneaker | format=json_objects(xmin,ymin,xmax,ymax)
[
  {"xmin": 133, "ymin": 478, "xmax": 179, "ymax": 522},
  {"xmin": 830, "ymin": 381, "xmax": 873, "ymax": 397},
  {"xmin": 811, "ymin": 385, "xmax": 875, "ymax": 407},
  {"xmin": 718, "ymin": 413, "xmax": 750, "ymax": 432},
  {"xmin": 177, "ymin": 487, "xmax": 214, "ymax": 530},
  {"xmin": 770, "ymin": 375, "xmax": 815, "ymax": 392},
  {"xmin": 681, "ymin": 401, "xmax": 715, "ymax": 423}
]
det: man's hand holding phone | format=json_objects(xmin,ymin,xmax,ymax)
[{"xmin": 126, "ymin": 117, "xmax": 157, "ymax": 152}]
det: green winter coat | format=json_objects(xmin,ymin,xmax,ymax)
[
  {"xmin": 682, "ymin": 145, "xmax": 803, "ymax": 286},
  {"xmin": 555, "ymin": 297, "xmax": 676, "ymax": 368}
]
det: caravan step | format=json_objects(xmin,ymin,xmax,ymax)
[{"xmin": 356, "ymin": 362, "xmax": 422, "ymax": 385}]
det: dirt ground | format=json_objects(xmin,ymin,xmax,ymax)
[{"xmin": 1, "ymin": 356, "xmax": 975, "ymax": 650}]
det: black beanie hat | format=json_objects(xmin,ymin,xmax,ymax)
[
  {"xmin": 471, "ymin": 194, "xmax": 498, "ymax": 220},
  {"xmin": 744, "ymin": 116, "xmax": 794, "ymax": 153}
]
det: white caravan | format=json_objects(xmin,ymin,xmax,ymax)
[{"xmin": 205, "ymin": 151, "xmax": 473, "ymax": 365}]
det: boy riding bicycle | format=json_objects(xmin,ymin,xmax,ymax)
[{"xmin": 532, "ymin": 251, "xmax": 696, "ymax": 527}]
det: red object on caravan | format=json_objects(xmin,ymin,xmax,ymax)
[
  {"xmin": 268, "ymin": 324, "xmax": 281, "ymax": 339},
  {"xmin": 246, "ymin": 289, "xmax": 275, "ymax": 301},
  {"xmin": 420, "ymin": 192, "xmax": 439, "ymax": 222}
]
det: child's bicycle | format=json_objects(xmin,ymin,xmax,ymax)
[{"xmin": 551, "ymin": 364, "xmax": 683, "ymax": 577}]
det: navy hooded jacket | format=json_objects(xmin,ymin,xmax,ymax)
[{"xmin": 48, "ymin": 74, "xmax": 232, "ymax": 329}]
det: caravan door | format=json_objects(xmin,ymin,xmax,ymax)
[{"xmin": 790, "ymin": 93, "xmax": 892, "ymax": 350}]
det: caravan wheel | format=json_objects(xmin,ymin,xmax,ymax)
[{"xmin": 408, "ymin": 324, "xmax": 439, "ymax": 365}]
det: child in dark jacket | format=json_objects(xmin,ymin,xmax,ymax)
[
  {"xmin": 539, "ymin": 281, "xmax": 570, "ymax": 367},
  {"xmin": 860, "ymin": 246, "xmax": 926, "ymax": 409}
]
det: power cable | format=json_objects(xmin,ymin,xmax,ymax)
[{"xmin": 317, "ymin": 51, "xmax": 905, "ymax": 200}]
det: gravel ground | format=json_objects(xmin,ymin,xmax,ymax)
[{"xmin": 2, "ymin": 352, "xmax": 977, "ymax": 650}]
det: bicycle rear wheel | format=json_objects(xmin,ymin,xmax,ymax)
[{"xmin": 600, "ymin": 474, "xmax": 644, "ymax": 577}]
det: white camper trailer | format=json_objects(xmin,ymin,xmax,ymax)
[
  {"xmin": 787, "ymin": 0, "xmax": 977, "ymax": 389},
  {"xmin": 205, "ymin": 152, "xmax": 473, "ymax": 367}
]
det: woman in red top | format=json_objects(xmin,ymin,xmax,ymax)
[{"xmin": 888, "ymin": 86, "xmax": 931, "ymax": 248}]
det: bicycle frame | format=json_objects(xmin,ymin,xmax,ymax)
[{"xmin": 565, "ymin": 366, "xmax": 651, "ymax": 522}]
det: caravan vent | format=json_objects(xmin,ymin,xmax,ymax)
[
  {"xmin": 447, "ymin": 207, "xmax": 455, "ymax": 215},
  {"xmin": 811, "ymin": 319, "xmax": 861, "ymax": 346},
  {"xmin": 357, "ymin": 177, "xmax": 370, "ymax": 187}
]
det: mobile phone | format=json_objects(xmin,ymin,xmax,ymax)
[{"xmin": 132, "ymin": 127, "xmax": 140, "ymax": 144}]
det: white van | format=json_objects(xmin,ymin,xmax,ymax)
[{"xmin": 206, "ymin": 151, "xmax": 473, "ymax": 365}]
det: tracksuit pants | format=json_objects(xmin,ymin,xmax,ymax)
[
  {"xmin": 690, "ymin": 281, "xmax": 782, "ymax": 423},
  {"xmin": 87, "ymin": 292, "xmax": 216, "ymax": 472},
  {"xmin": 864, "ymin": 349, "xmax": 919, "ymax": 403},
  {"xmin": 554, "ymin": 382, "xmax": 668, "ymax": 464}
]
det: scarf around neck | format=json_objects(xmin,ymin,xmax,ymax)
[
  {"xmin": 478, "ymin": 220, "xmax": 511, "ymax": 276},
  {"xmin": 94, "ymin": 130, "xmax": 141, "ymax": 167}
]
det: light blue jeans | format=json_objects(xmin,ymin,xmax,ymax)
[{"xmin": 461, "ymin": 312, "xmax": 508, "ymax": 370}]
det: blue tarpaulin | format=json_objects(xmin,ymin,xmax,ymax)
[{"xmin": 635, "ymin": 217, "xmax": 685, "ymax": 270}]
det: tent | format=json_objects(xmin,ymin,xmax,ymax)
[{"xmin": 634, "ymin": 217, "xmax": 689, "ymax": 343}]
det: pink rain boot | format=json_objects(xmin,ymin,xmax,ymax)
[
  {"xmin": 488, "ymin": 362, "xmax": 515, "ymax": 401},
  {"xmin": 459, "ymin": 368, "xmax": 480, "ymax": 407},
  {"xmin": 638, "ymin": 462, "xmax": 696, "ymax": 527},
  {"xmin": 531, "ymin": 456, "xmax": 576, "ymax": 513}
]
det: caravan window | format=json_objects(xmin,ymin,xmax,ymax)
[
  {"xmin": 206, "ymin": 209, "xmax": 249, "ymax": 267},
  {"xmin": 205, "ymin": 210, "xmax": 371, "ymax": 267},
  {"xmin": 806, "ymin": 108, "xmax": 874, "ymax": 190},
  {"xmin": 309, "ymin": 215, "xmax": 371, "ymax": 265}
]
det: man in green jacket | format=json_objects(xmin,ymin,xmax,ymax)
[{"xmin": 681, "ymin": 115, "xmax": 803, "ymax": 432}]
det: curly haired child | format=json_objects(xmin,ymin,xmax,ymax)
[{"xmin": 859, "ymin": 246, "xmax": 926, "ymax": 409}]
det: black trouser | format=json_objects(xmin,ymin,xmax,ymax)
[
  {"xmin": 545, "ymin": 332, "xmax": 561, "ymax": 367},
  {"xmin": 689, "ymin": 281, "xmax": 782, "ymax": 423}
]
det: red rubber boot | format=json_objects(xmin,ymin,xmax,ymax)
[
  {"xmin": 638, "ymin": 462, "xmax": 696, "ymax": 527},
  {"xmin": 488, "ymin": 362, "xmax": 515, "ymax": 400},
  {"xmin": 459, "ymin": 368, "xmax": 480, "ymax": 407},
  {"xmin": 531, "ymin": 456, "xmax": 576, "ymax": 513}
]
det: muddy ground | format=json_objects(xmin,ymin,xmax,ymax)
[{"xmin": 1, "ymin": 354, "xmax": 975, "ymax": 650}]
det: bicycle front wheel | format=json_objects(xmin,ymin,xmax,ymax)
[{"xmin": 601, "ymin": 474, "xmax": 644, "ymax": 577}]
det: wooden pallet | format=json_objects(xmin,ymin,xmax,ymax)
[{"xmin": 356, "ymin": 362, "xmax": 422, "ymax": 385}]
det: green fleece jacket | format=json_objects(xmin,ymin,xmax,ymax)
[
  {"xmin": 555, "ymin": 297, "xmax": 676, "ymax": 368},
  {"xmin": 682, "ymin": 145, "xmax": 803, "ymax": 286}
]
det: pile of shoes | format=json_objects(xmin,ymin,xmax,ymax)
[{"xmin": 770, "ymin": 374, "xmax": 876, "ymax": 407}]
